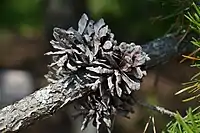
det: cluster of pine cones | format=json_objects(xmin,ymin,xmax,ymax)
[{"xmin": 45, "ymin": 14, "xmax": 150, "ymax": 132}]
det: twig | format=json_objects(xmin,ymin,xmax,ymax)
[
  {"xmin": 152, "ymin": 116, "xmax": 157, "ymax": 133},
  {"xmin": 180, "ymin": 47, "xmax": 200, "ymax": 63},
  {"xmin": 136, "ymin": 100, "xmax": 176, "ymax": 117},
  {"xmin": 143, "ymin": 116, "xmax": 152, "ymax": 133}
]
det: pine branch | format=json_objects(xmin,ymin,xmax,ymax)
[
  {"xmin": 0, "ymin": 33, "xmax": 184, "ymax": 132},
  {"xmin": 0, "ymin": 14, "xmax": 192, "ymax": 133},
  {"xmin": 143, "ymin": 33, "xmax": 193, "ymax": 68},
  {"xmin": 0, "ymin": 84, "xmax": 86, "ymax": 132},
  {"xmin": 136, "ymin": 100, "xmax": 176, "ymax": 117}
]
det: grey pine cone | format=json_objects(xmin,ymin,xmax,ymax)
[{"xmin": 45, "ymin": 13, "xmax": 150, "ymax": 133}]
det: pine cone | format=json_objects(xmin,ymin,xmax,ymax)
[{"xmin": 45, "ymin": 13, "xmax": 150, "ymax": 132}]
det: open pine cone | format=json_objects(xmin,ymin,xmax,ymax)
[{"xmin": 45, "ymin": 14, "xmax": 150, "ymax": 133}]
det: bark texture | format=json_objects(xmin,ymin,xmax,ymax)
[
  {"xmin": 0, "ymin": 84, "xmax": 82, "ymax": 132},
  {"xmin": 0, "ymin": 33, "xmax": 192, "ymax": 133},
  {"xmin": 143, "ymin": 33, "xmax": 191, "ymax": 68}
]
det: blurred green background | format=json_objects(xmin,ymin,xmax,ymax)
[
  {"xmin": 0, "ymin": 0, "xmax": 198, "ymax": 133},
  {"xmin": 0, "ymin": 0, "xmax": 190, "ymax": 41}
]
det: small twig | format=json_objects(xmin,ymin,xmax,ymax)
[
  {"xmin": 143, "ymin": 116, "xmax": 152, "ymax": 133},
  {"xmin": 136, "ymin": 100, "xmax": 176, "ymax": 117},
  {"xmin": 180, "ymin": 47, "xmax": 200, "ymax": 63},
  {"xmin": 179, "ymin": 26, "xmax": 198, "ymax": 64},
  {"xmin": 177, "ymin": 26, "xmax": 189, "ymax": 47},
  {"xmin": 152, "ymin": 116, "xmax": 157, "ymax": 133}
]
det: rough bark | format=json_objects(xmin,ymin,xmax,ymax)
[
  {"xmin": 143, "ymin": 33, "xmax": 192, "ymax": 68},
  {"xmin": 0, "ymin": 33, "xmax": 193, "ymax": 133},
  {"xmin": 0, "ymin": 84, "xmax": 83, "ymax": 132}
]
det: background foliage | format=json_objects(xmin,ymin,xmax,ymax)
[{"xmin": 163, "ymin": 2, "xmax": 200, "ymax": 133}]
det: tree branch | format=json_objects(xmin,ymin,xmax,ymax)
[
  {"xmin": 135, "ymin": 99, "xmax": 176, "ymax": 117},
  {"xmin": 0, "ymin": 33, "xmax": 191, "ymax": 132},
  {"xmin": 143, "ymin": 33, "xmax": 193, "ymax": 68},
  {"xmin": 0, "ymin": 84, "xmax": 83, "ymax": 132}
]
